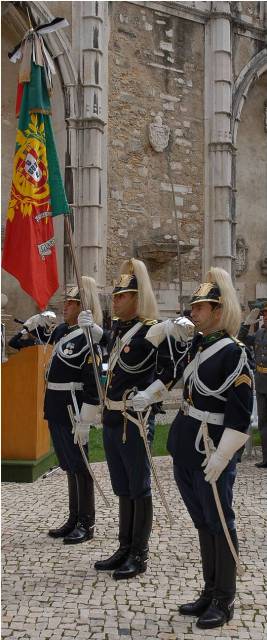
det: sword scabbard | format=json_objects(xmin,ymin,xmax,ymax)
[{"xmin": 67, "ymin": 404, "xmax": 110, "ymax": 508}]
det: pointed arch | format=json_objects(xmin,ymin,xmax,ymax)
[{"xmin": 232, "ymin": 48, "xmax": 267, "ymax": 145}]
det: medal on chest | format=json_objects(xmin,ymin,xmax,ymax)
[{"xmin": 63, "ymin": 341, "xmax": 75, "ymax": 355}]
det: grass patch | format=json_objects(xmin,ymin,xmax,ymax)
[{"xmin": 89, "ymin": 425, "xmax": 261, "ymax": 463}]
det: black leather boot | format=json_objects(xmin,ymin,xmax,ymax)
[
  {"xmin": 196, "ymin": 529, "xmax": 238, "ymax": 629},
  {"xmin": 48, "ymin": 473, "xmax": 78, "ymax": 538},
  {"xmin": 94, "ymin": 496, "xmax": 134, "ymax": 570},
  {"xmin": 179, "ymin": 528, "xmax": 215, "ymax": 616},
  {"xmin": 113, "ymin": 495, "xmax": 153, "ymax": 580},
  {"xmin": 64, "ymin": 471, "xmax": 95, "ymax": 545}
]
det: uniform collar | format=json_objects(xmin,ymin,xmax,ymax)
[
  {"xmin": 201, "ymin": 330, "xmax": 226, "ymax": 346},
  {"xmin": 117, "ymin": 316, "xmax": 139, "ymax": 330}
]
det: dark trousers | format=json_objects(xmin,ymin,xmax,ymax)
[
  {"xmin": 173, "ymin": 460, "xmax": 237, "ymax": 535},
  {"xmin": 256, "ymin": 391, "xmax": 267, "ymax": 462},
  {"xmin": 49, "ymin": 422, "xmax": 88, "ymax": 473},
  {"xmin": 103, "ymin": 417, "xmax": 151, "ymax": 499}
]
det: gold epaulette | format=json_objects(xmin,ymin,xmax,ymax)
[
  {"xmin": 231, "ymin": 336, "xmax": 245, "ymax": 348},
  {"xmin": 234, "ymin": 374, "xmax": 252, "ymax": 388},
  {"xmin": 143, "ymin": 319, "xmax": 158, "ymax": 326}
]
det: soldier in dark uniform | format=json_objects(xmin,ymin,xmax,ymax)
[
  {"xmin": 9, "ymin": 311, "xmax": 57, "ymax": 350},
  {"xmin": 82, "ymin": 258, "xmax": 189, "ymax": 580},
  {"xmin": 167, "ymin": 267, "xmax": 253, "ymax": 629},
  {"xmin": 44, "ymin": 276, "xmax": 103, "ymax": 544},
  {"xmin": 239, "ymin": 300, "xmax": 267, "ymax": 468}
]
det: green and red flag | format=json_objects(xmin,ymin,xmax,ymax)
[{"xmin": 2, "ymin": 28, "xmax": 69, "ymax": 310}]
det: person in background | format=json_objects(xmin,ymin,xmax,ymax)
[
  {"xmin": 238, "ymin": 301, "xmax": 267, "ymax": 469},
  {"xmin": 167, "ymin": 267, "xmax": 252, "ymax": 629},
  {"xmin": 25, "ymin": 276, "xmax": 103, "ymax": 544}
]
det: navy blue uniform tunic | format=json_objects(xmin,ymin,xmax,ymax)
[
  {"xmin": 103, "ymin": 317, "xmax": 184, "ymax": 499},
  {"xmin": 44, "ymin": 323, "xmax": 100, "ymax": 473},
  {"xmin": 167, "ymin": 331, "xmax": 253, "ymax": 533}
]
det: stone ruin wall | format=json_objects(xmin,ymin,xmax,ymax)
[{"xmin": 107, "ymin": 2, "xmax": 204, "ymax": 309}]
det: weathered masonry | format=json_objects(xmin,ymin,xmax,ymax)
[{"xmin": 1, "ymin": 1, "xmax": 267, "ymax": 337}]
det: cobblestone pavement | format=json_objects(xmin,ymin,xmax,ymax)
[{"xmin": 2, "ymin": 456, "xmax": 267, "ymax": 640}]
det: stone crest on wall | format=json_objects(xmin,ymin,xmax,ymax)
[
  {"xmin": 235, "ymin": 237, "xmax": 248, "ymax": 277},
  {"xmin": 148, "ymin": 115, "xmax": 170, "ymax": 152}
]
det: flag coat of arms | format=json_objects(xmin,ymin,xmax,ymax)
[{"xmin": 2, "ymin": 49, "xmax": 70, "ymax": 310}]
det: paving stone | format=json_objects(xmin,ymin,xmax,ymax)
[{"xmin": 2, "ymin": 457, "xmax": 267, "ymax": 640}]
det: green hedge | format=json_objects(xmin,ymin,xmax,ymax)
[{"xmin": 89, "ymin": 425, "xmax": 261, "ymax": 463}]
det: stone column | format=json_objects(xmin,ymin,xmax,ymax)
[
  {"xmin": 204, "ymin": 1, "xmax": 233, "ymax": 275},
  {"xmin": 67, "ymin": 0, "xmax": 108, "ymax": 286}
]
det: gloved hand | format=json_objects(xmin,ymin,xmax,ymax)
[
  {"xmin": 243, "ymin": 308, "xmax": 260, "ymax": 325},
  {"xmin": 130, "ymin": 379, "xmax": 168, "ymax": 412},
  {"xmin": 41, "ymin": 311, "xmax": 57, "ymax": 330},
  {"xmin": 202, "ymin": 428, "xmax": 249, "ymax": 483},
  {"xmin": 23, "ymin": 314, "xmax": 46, "ymax": 332},
  {"xmin": 146, "ymin": 317, "xmax": 194, "ymax": 347},
  {"xmin": 78, "ymin": 310, "xmax": 103, "ymax": 343},
  {"xmin": 172, "ymin": 316, "xmax": 195, "ymax": 341},
  {"xmin": 72, "ymin": 403, "xmax": 100, "ymax": 445}
]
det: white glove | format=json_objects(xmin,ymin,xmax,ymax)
[
  {"xmin": 172, "ymin": 316, "xmax": 195, "ymax": 342},
  {"xmin": 78, "ymin": 310, "xmax": 103, "ymax": 343},
  {"xmin": 203, "ymin": 428, "xmax": 249, "ymax": 483},
  {"xmin": 243, "ymin": 308, "xmax": 260, "ymax": 325},
  {"xmin": 130, "ymin": 379, "xmax": 168, "ymax": 412},
  {"xmin": 24, "ymin": 314, "xmax": 46, "ymax": 331},
  {"xmin": 41, "ymin": 311, "xmax": 57, "ymax": 329},
  {"xmin": 72, "ymin": 403, "xmax": 100, "ymax": 445},
  {"xmin": 146, "ymin": 317, "xmax": 194, "ymax": 347}
]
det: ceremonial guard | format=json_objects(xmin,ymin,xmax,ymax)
[
  {"xmin": 167, "ymin": 267, "xmax": 253, "ymax": 629},
  {"xmin": 81, "ymin": 258, "xmax": 187, "ymax": 580},
  {"xmin": 9, "ymin": 311, "xmax": 57, "ymax": 350},
  {"xmin": 238, "ymin": 301, "xmax": 267, "ymax": 468},
  {"xmin": 40, "ymin": 276, "xmax": 102, "ymax": 544}
]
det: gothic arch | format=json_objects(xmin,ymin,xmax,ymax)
[
  {"xmin": 232, "ymin": 48, "xmax": 267, "ymax": 145},
  {"xmin": 3, "ymin": 1, "xmax": 78, "ymax": 118}
]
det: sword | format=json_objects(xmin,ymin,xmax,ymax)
[
  {"xmin": 201, "ymin": 418, "xmax": 244, "ymax": 576},
  {"xmin": 137, "ymin": 410, "xmax": 174, "ymax": 527},
  {"xmin": 124, "ymin": 388, "xmax": 174, "ymax": 526},
  {"xmin": 42, "ymin": 465, "xmax": 61, "ymax": 479},
  {"xmin": 67, "ymin": 404, "xmax": 110, "ymax": 508}
]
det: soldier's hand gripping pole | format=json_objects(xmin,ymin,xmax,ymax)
[
  {"xmin": 201, "ymin": 418, "xmax": 244, "ymax": 577},
  {"xmin": 68, "ymin": 404, "xmax": 110, "ymax": 508},
  {"xmin": 65, "ymin": 216, "xmax": 104, "ymax": 411}
]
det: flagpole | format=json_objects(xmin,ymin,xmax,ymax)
[{"xmin": 64, "ymin": 215, "xmax": 104, "ymax": 408}]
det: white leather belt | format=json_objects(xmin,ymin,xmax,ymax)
[
  {"xmin": 105, "ymin": 398, "xmax": 131, "ymax": 410},
  {"xmin": 47, "ymin": 382, "xmax": 84, "ymax": 391},
  {"xmin": 180, "ymin": 400, "xmax": 224, "ymax": 426}
]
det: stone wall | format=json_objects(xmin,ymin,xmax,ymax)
[
  {"xmin": 235, "ymin": 72, "xmax": 267, "ymax": 307},
  {"xmin": 107, "ymin": 2, "xmax": 204, "ymax": 310}
]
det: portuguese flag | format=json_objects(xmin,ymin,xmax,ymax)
[{"xmin": 2, "ymin": 61, "xmax": 70, "ymax": 310}]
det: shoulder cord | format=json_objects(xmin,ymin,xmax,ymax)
[
  {"xmin": 46, "ymin": 335, "xmax": 90, "ymax": 376},
  {"xmin": 189, "ymin": 346, "xmax": 248, "ymax": 402},
  {"xmin": 165, "ymin": 323, "xmax": 190, "ymax": 377},
  {"xmin": 117, "ymin": 349, "xmax": 155, "ymax": 374}
]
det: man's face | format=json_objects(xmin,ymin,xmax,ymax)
[
  {"xmin": 112, "ymin": 292, "xmax": 138, "ymax": 321},
  {"xmin": 63, "ymin": 299, "xmax": 80, "ymax": 326},
  {"xmin": 190, "ymin": 301, "xmax": 222, "ymax": 335}
]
